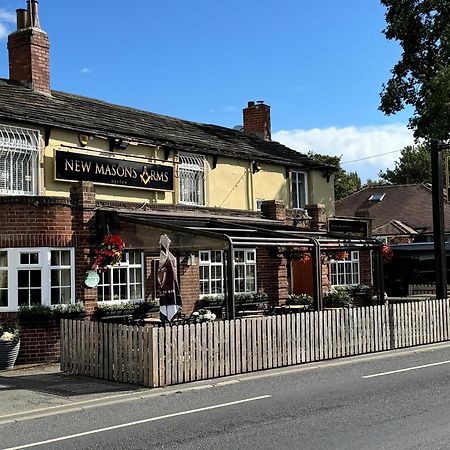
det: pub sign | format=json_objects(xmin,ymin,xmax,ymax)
[{"xmin": 55, "ymin": 150, "xmax": 174, "ymax": 191}]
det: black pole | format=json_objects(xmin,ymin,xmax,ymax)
[
  {"xmin": 225, "ymin": 245, "xmax": 235, "ymax": 320},
  {"xmin": 431, "ymin": 139, "xmax": 447, "ymax": 299}
]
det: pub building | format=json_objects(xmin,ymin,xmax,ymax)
[{"xmin": 0, "ymin": 1, "xmax": 382, "ymax": 349}]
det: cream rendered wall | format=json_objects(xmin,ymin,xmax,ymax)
[
  {"xmin": 308, "ymin": 170, "xmax": 335, "ymax": 216},
  {"xmin": 206, "ymin": 157, "xmax": 250, "ymax": 209},
  {"xmin": 43, "ymin": 128, "xmax": 175, "ymax": 204},
  {"xmin": 251, "ymin": 163, "xmax": 287, "ymax": 210}
]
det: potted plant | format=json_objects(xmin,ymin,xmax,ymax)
[
  {"xmin": 0, "ymin": 323, "xmax": 20, "ymax": 370},
  {"xmin": 94, "ymin": 234, "xmax": 125, "ymax": 272},
  {"xmin": 94, "ymin": 301, "xmax": 138, "ymax": 319},
  {"xmin": 53, "ymin": 302, "xmax": 86, "ymax": 320},
  {"xmin": 198, "ymin": 295, "xmax": 224, "ymax": 308},
  {"xmin": 191, "ymin": 309, "xmax": 217, "ymax": 323}
]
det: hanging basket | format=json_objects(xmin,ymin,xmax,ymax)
[{"xmin": 0, "ymin": 340, "xmax": 20, "ymax": 370}]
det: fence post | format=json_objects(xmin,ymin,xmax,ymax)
[{"xmin": 388, "ymin": 303, "xmax": 396, "ymax": 349}]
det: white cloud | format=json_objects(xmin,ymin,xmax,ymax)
[
  {"xmin": 80, "ymin": 67, "xmax": 92, "ymax": 74},
  {"xmin": 0, "ymin": 9, "xmax": 15, "ymax": 40},
  {"xmin": 221, "ymin": 105, "xmax": 237, "ymax": 112},
  {"xmin": 0, "ymin": 9, "xmax": 15, "ymax": 23},
  {"xmin": 273, "ymin": 124, "xmax": 415, "ymax": 182}
]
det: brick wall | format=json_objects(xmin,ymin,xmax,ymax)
[
  {"xmin": 257, "ymin": 248, "xmax": 288, "ymax": 305},
  {"xmin": 179, "ymin": 259, "xmax": 200, "ymax": 314},
  {"xmin": 16, "ymin": 320, "xmax": 60, "ymax": 365}
]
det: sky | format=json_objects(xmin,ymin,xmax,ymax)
[{"xmin": 0, "ymin": 1, "xmax": 416, "ymax": 182}]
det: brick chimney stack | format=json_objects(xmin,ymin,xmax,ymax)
[
  {"xmin": 7, "ymin": 1, "xmax": 50, "ymax": 95},
  {"xmin": 243, "ymin": 100, "xmax": 271, "ymax": 141}
]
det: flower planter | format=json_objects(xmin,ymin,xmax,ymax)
[{"xmin": 0, "ymin": 340, "xmax": 20, "ymax": 370}]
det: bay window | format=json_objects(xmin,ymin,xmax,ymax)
[{"xmin": 0, "ymin": 248, "xmax": 75, "ymax": 312}]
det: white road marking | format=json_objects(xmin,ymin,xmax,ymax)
[
  {"xmin": 2, "ymin": 395, "xmax": 271, "ymax": 450},
  {"xmin": 363, "ymin": 359, "xmax": 450, "ymax": 378}
]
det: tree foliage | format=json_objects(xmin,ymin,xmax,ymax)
[
  {"xmin": 308, "ymin": 152, "xmax": 361, "ymax": 200},
  {"xmin": 378, "ymin": 144, "xmax": 431, "ymax": 184},
  {"xmin": 380, "ymin": 1, "xmax": 450, "ymax": 140}
]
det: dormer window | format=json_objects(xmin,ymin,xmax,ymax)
[
  {"xmin": 179, "ymin": 153, "xmax": 205, "ymax": 206},
  {"xmin": 0, "ymin": 125, "xmax": 40, "ymax": 196},
  {"xmin": 291, "ymin": 171, "xmax": 308, "ymax": 209}
]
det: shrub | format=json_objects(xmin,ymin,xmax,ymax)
[
  {"xmin": 18, "ymin": 304, "xmax": 54, "ymax": 319},
  {"xmin": 323, "ymin": 287, "xmax": 352, "ymax": 308},
  {"xmin": 191, "ymin": 308, "xmax": 216, "ymax": 323},
  {"xmin": 285, "ymin": 294, "xmax": 313, "ymax": 307}
]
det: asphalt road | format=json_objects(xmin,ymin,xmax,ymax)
[{"xmin": 3, "ymin": 344, "xmax": 450, "ymax": 449}]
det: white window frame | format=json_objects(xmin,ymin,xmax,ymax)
[
  {"xmin": 0, "ymin": 248, "xmax": 75, "ymax": 312},
  {"xmin": 179, "ymin": 152, "xmax": 205, "ymax": 206},
  {"xmin": 329, "ymin": 251, "xmax": 360, "ymax": 286},
  {"xmin": 198, "ymin": 248, "xmax": 257, "ymax": 296},
  {"xmin": 97, "ymin": 250, "xmax": 144, "ymax": 303},
  {"xmin": 199, "ymin": 250, "xmax": 224, "ymax": 297},
  {"xmin": 0, "ymin": 125, "xmax": 40, "ymax": 196},
  {"xmin": 291, "ymin": 170, "xmax": 308, "ymax": 210}
]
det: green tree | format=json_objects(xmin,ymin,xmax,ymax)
[
  {"xmin": 379, "ymin": 1, "xmax": 450, "ymax": 140},
  {"xmin": 378, "ymin": 144, "xmax": 431, "ymax": 184},
  {"xmin": 308, "ymin": 152, "xmax": 361, "ymax": 200}
]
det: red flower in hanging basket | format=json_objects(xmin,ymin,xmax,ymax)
[
  {"xmin": 382, "ymin": 244, "xmax": 393, "ymax": 263},
  {"xmin": 94, "ymin": 234, "xmax": 125, "ymax": 271},
  {"xmin": 323, "ymin": 251, "xmax": 349, "ymax": 261}
]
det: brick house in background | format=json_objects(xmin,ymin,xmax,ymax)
[
  {"xmin": 0, "ymin": 2, "xmax": 381, "ymax": 363},
  {"xmin": 336, "ymin": 183, "xmax": 450, "ymax": 296}
]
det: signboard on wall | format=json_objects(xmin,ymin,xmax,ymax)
[{"xmin": 55, "ymin": 150, "xmax": 174, "ymax": 191}]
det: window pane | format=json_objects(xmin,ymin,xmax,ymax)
[
  {"xmin": 18, "ymin": 289, "xmax": 28, "ymax": 306},
  {"xmin": 30, "ymin": 253, "xmax": 39, "ymax": 264},
  {"xmin": 0, "ymin": 270, "xmax": 7, "ymax": 289},
  {"xmin": 20, "ymin": 253, "xmax": 29, "ymax": 265},
  {"xmin": 30, "ymin": 289, "xmax": 41, "ymax": 305},
  {"xmin": 51, "ymin": 251, "xmax": 60, "ymax": 266},
  {"xmin": 18, "ymin": 270, "xmax": 28, "ymax": 288},
  {"xmin": 30, "ymin": 270, "xmax": 41, "ymax": 287},
  {"xmin": 51, "ymin": 288, "xmax": 60, "ymax": 305},
  {"xmin": 0, "ymin": 251, "xmax": 7, "ymax": 267},
  {"xmin": 0, "ymin": 289, "xmax": 7, "ymax": 307},
  {"xmin": 235, "ymin": 251, "xmax": 244, "ymax": 263}
]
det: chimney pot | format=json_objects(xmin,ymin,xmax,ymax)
[
  {"xmin": 257, "ymin": 100, "xmax": 264, "ymax": 104},
  {"xmin": 16, "ymin": 9, "xmax": 28, "ymax": 30},
  {"xmin": 248, "ymin": 101, "xmax": 255, "ymax": 107}
]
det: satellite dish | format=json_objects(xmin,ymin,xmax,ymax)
[{"xmin": 233, "ymin": 125, "xmax": 244, "ymax": 131}]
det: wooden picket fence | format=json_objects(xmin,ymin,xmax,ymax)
[{"xmin": 60, "ymin": 299, "xmax": 450, "ymax": 388}]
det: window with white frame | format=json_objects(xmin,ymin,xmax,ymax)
[
  {"xmin": 97, "ymin": 250, "xmax": 144, "ymax": 302},
  {"xmin": 234, "ymin": 249, "xmax": 256, "ymax": 293},
  {"xmin": 198, "ymin": 249, "xmax": 257, "ymax": 296},
  {"xmin": 329, "ymin": 251, "xmax": 360, "ymax": 286},
  {"xmin": 0, "ymin": 125, "xmax": 40, "ymax": 196},
  {"xmin": 199, "ymin": 250, "xmax": 223, "ymax": 296},
  {"xmin": 291, "ymin": 171, "xmax": 307, "ymax": 209},
  {"xmin": 0, "ymin": 248, "xmax": 75, "ymax": 312},
  {"xmin": 179, "ymin": 153, "xmax": 205, "ymax": 205}
]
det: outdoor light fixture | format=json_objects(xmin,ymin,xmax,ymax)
[{"xmin": 251, "ymin": 161, "xmax": 262, "ymax": 173}]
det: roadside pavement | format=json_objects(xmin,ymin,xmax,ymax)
[{"xmin": 0, "ymin": 363, "xmax": 144, "ymax": 422}]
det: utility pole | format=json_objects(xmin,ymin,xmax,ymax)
[{"xmin": 431, "ymin": 139, "xmax": 447, "ymax": 299}]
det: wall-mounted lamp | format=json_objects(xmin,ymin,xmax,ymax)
[
  {"xmin": 251, "ymin": 161, "xmax": 262, "ymax": 174},
  {"xmin": 78, "ymin": 134, "xmax": 90, "ymax": 147},
  {"xmin": 109, "ymin": 138, "xmax": 129, "ymax": 151}
]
